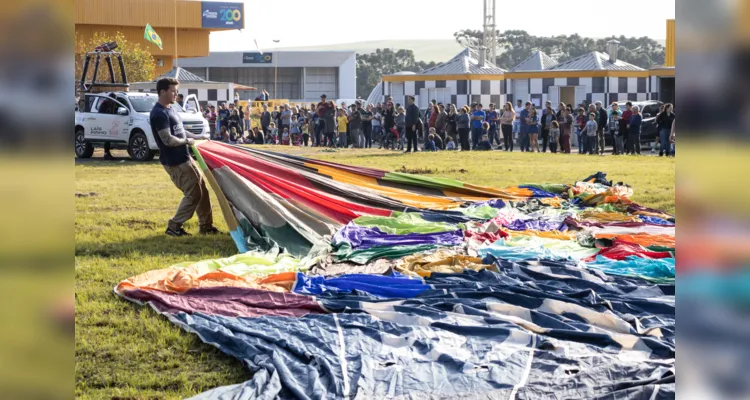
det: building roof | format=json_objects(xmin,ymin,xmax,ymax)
[
  {"xmin": 511, "ymin": 51, "xmax": 558, "ymax": 72},
  {"xmin": 178, "ymin": 50, "xmax": 356, "ymax": 68},
  {"xmin": 419, "ymin": 48, "xmax": 506, "ymax": 76},
  {"xmin": 548, "ymin": 51, "xmax": 645, "ymax": 71},
  {"xmin": 156, "ymin": 67, "xmax": 206, "ymax": 82},
  {"xmin": 366, "ymin": 82, "xmax": 383, "ymax": 105}
]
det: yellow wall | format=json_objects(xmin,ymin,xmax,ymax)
[
  {"xmin": 74, "ymin": 0, "xmax": 242, "ymax": 30},
  {"xmin": 666, "ymin": 19, "xmax": 675, "ymax": 67},
  {"xmin": 75, "ymin": 25, "xmax": 209, "ymax": 58},
  {"xmin": 75, "ymin": 0, "xmax": 240, "ymax": 77}
]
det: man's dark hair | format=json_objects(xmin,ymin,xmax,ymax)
[
  {"xmin": 156, "ymin": 78, "xmax": 179, "ymax": 95},
  {"xmin": 625, "ymin": 101, "xmax": 633, "ymax": 106}
]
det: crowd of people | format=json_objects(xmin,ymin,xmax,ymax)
[{"xmin": 200, "ymin": 94, "xmax": 676, "ymax": 156}]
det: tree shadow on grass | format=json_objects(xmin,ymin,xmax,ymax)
[
  {"xmin": 76, "ymin": 233, "xmax": 239, "ymax": 259},
  {"xmin": 75, "ymin": 157, "xmax": 161, "ymax": 167}
]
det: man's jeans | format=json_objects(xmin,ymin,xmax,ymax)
[{"xmin": 471, "ymin": 126, "xmax": 483, "ymax": 148}]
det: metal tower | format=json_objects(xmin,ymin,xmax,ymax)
[{"xmin": 483, "ymin": 0, "xmax": 497, "ymax": 63}]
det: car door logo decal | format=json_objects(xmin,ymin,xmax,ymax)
[{"xmin": 109, "ymin": 120, "xmax": 121, "ymax": 136}]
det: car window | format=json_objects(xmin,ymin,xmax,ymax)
[
  {"xmin": 97, "ymin": 98, "xmax": 116, "ymax": 115},
  {"xmin": 129, "ymin": 96, "xmax": 158, "ymax": 113},
  {"xmin": 84, "ymin": 96, "xmax": 98, "ymax": 113}
]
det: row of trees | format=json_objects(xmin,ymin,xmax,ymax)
[
  {"xmin": 356, "ymin": 49, "xmax": 437, "ymax": 100},
  {"xmin": 453, "ymin": 30, "xmax": 665, "ymax": 70},
  {"xmin": 356, "ymin": 30, "xmax": 666, "ymax": 97}
]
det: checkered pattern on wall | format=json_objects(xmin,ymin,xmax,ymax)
[
  {"xmin": 385, "ymin": 79, "xmax": 506, "ymax": 109},
  {"xmin": 507, "ymin": 76, "xmax": 653, "ymax": 108},
  {"xmin": 135, "ymin": 87, "xmax": 231, "ymax": 109}
]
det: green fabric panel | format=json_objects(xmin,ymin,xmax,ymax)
[
  {"xmin": 647, "ymin": 246, "xmax": 675, "ymax": 253},
  {"xmin": 520, "ymin": 183, "xmax": 569, "ymax": 194},
  {"xmin": 353, "ymin": 213, "xmax": 458, "ymax": 235},
  {"xmin": 458, "ymin": 205, "xmax": 499, "ymax": 219},
  {"xmin": 383, "ymin": 172, "xmax": 466, "ymax": 191},
  {"xmin": 172, "ymin": 251, "xmax": 313, "ymax": 277},
  {"xmin": 334, "ymin": 244, "xmax": 438, "ymax": 265},
  {"xmin": 190, "ymin": 144, "xmax": 209, "ymax": 171}
]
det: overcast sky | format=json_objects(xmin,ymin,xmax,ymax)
[{"xmin": 207, "ymin": 0, "xmax": 675, "ymax": 51}]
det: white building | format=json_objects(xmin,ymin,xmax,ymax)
[
  {"xmin": 176, "ymin": 50, "xmax": 356, "ymax": 102},
  {"xmin": 130, "ymin": 67, "xmax": 255, "ymax": 109}
]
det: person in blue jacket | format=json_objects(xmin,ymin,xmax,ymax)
[{"xmin": 423, "ymin": 134, "xmax": 438, "ymax": 151}]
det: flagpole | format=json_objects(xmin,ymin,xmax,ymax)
[{"xmin": 174, "ymin": 0, "xmax": 178, "ymax": 68}]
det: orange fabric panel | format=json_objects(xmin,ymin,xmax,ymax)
[
  {"xmin": 595, "ymin": 233, "xmax": 675, "ymax": 248},
  {"xmin": 115, "ymin": 266, "xmax": 291, "ymax": 294}
]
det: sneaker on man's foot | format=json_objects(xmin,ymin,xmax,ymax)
[
  {"xmin": 103, "ymin": 153, "xmax": 115, "ymax": 161},
  {"xmin": 199, "ymin": 226, "xmax": 222, "ymax": 235},
  {"xmin": 165, "ymin": 227, "xmax": 191, "ymax": 237}
]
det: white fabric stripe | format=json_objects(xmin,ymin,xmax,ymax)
[
  {"xmin": 333, "ymin": 314, "xmax": 351, "ymax": 400},
  {"xmin": 649, "ymin": 384, "xmax": 661, "ymax": 400},
  {"xmin": 509, "ymin": 334, "xmax": 536, "ymax": 400}
]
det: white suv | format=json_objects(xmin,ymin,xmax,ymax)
[{"xmin": 74, "ymin": 92, "xmax": 209, "ymax": 161}]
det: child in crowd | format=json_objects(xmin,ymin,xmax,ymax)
[
  {"xmin": 576, "ymin": 108, "xmax": 587, "ymax": 154},
  {"xmin": 229, "ymin": 127, "xmax": 239, "ymax": 143},
  {"xmin": 429, "ymin": 128, "xmax": 443, "ymax": 150},
  {"xmin": 549, "ymin": 121, "xmax": 560, "ymax": 153},
  {"xmin": 268, "ymin": 122, "xmax": 278, "ymax": 145},
  {"xmin": 424, "ymin": 134, "xmax": 438, "ymax": 151},
  {"xmin": 290, "ymin": 114, "xmax": 300, "ymax": 139},
  {"xmin": 445, "ymin": 136, "xmax": 456, "ymax": 150},
  {"xmin": 585, "ymin": 113, "xmax": 599, "ymax": 155},
  {"xmin": 281, "ymin": 127, "xmax": 291, "ymax": 146},
  {"xmin": 475, "ymin": 134, "xmax": 492, "ymax": 150},
  {"xmin": 220, "ymin": 125, "xmax": 229, "ymax": 142},
  {"xmin": 337, "ymin": 109, "xmax": 349, "ymax": 148},
  {"xmin": 301, "ymin": 122, "xmax": 310, "ymax": 146},
  {"xmin": 481, "ymin": 122, "xmax": 491, "ymax": 149}
]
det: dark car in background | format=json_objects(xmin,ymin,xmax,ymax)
[{"xmin": 606, "ymin": 100, "xmax": 663, "ymax": 145}]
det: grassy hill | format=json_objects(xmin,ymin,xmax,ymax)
[
  {"xmin": 282, "ymin": 39, "xmax": 667, "ymax": 64},
  {"xmin": 282, "ymin": 39, "xmax": 462, "ymax": 63}
]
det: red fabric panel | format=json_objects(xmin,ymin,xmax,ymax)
[
  {"xmin": 583, "ymin": 239, "xmax": 673, "ymax": 262},
  {"xmin": 199, "ymin": 142, "xmax": 392, "ymax": 223}
]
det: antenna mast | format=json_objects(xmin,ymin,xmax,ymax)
[{"xmin": 483, "ymin": 0, "xmax": 497, "ymax": 62}]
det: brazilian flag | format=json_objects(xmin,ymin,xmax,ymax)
[{"xmin": 144, "ymin": 24, "xmax": 163, "ymax": 50}]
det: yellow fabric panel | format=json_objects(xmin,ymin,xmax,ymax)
[
  {"xmin": 507, "ymin": 230, "xmax": 577, "ymax": 241},
  {"xmin": 540, "ymin": 197, "xmax": 563, "ymax": 208},
  {"xmin": 311, "ymin": 164, "xmax": 464, "ymax": 210},
  {"xmin": 395, "ymin": 250, "xmax": 496, "ymax": 278},
  {"xmin": 460, "ymin": 184, "xmax": 534, "ymax": 200},
  {"xmin": 579, "ymin": 210, "xmax": 641, "ymax": 223}
]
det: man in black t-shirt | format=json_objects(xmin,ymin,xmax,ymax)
[{"xmin": 150, "ymin": 77, "xmax": 219, "ymax": 237}]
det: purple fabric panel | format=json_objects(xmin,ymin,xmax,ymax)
[
  {"xmin": 333, "ymin": 223, "xmax": 464, "ymax": 250},
  {"xmin": 565, "ymin": 217, "xmax": 604, "ymax": 229},
  {"xmin": 332, "ymin": 223, "xmax": 386, "ymax": 248},
  {"xmin": 505, "ymin": 219, "xmax": 568, "ymax": 232},
  {"xmin": 121, "ymin": 287, "xmax": 325, "ymax": 318}
]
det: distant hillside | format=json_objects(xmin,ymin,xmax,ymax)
[
  {"xmin": 282, "ymin": 38, "xmax": 666, "ymax": 64},
  {"xmin": 281, "ymin": 40, "xmax": 461, "ymax": 63}
]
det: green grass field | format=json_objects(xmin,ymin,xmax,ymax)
[{"xmin": 75, "ymin": 146, "xmax": 674, "ymax": 399}]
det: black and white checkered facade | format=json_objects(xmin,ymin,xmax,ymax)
[
  {"xmin": 507, "ymin": 76, "xmax": 657, "ymax": 108},
  {"xmin": 384, "ymin": 79, "xmax": 508, "ymax": 109},
  {"xmin": 130, "ymin": 82, "xmax": 236, "ymax": 109}
]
